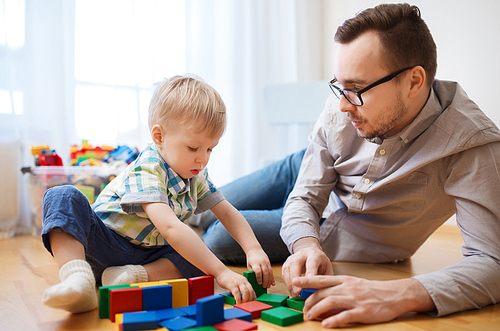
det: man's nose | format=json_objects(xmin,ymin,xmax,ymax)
[{"xmin": 339, "ymin": 95, "xmax": 357, "ymax": 113}]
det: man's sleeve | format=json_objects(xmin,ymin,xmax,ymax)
[
  {"xmin": 280, "ymin": 107, "xmax": 339, "ymax": 253},
  {"xmin": 413, "ymin": 141, "xmax": 500, "ymax": 316}
]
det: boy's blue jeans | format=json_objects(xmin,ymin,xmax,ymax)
[
  {"xmin": 41, "ymin": 185, "xmax": 205, "ymax": 282},
  {"xmin": 200, "ymin": 149, "xmax": 306, "ymax": 264}
]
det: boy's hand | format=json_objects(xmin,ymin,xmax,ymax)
[
  {"xmin": 246, "ymin": 248, "xmax": 275, "ymax": 289},
  {"xmin": 215, "ymin": 269, "xmax": 256, "ymax": 305}
]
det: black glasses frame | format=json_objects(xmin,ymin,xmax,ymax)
[{"xmin": 328, "ymin": 65, "xmax": 421, "ymax": 106}]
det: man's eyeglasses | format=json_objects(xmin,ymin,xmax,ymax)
[{"xmin": 328, "ymin": 66, "xmax": 421, "ymax": 106}]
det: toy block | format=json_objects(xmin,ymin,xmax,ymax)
[
  {"xmin": 300, "ymin": 288, "xmax": 317, "ymax": 299},
  {"xmin": 131, "ymin": 281, "xmax": 163, "ymax": 287},
  {"xmin": 243, "ymin": 270, "xmax": 266, "ymax": 297},
  {"xmin": 99, "ymin": 284, "xmax": 131, "ymax": 318},
  {"xmin": 196, "ymin": 294, "xmax": 225, "ymax": 327},
  {"xmin": 161, "ymin": 278, "xmax": 189, "ymax": 308},
  {"xmin": 256, "ymin": 293, "xmax": 288, "ymax": 307},
  {"xmin": 213, "ymin": 318, "xmax": 258, "ymax": 331},
  {"xmin": 220, "ymin": 292, "xmax": 236, "ymax": 305},
  {"xmin": 122, "ymin": 311, "xmax": 157, "ymax": 331},
  {"xmin": 142, "ymin": 284, "xmax": 172, "ymax": 310},
  {"xmin": 183, "ymin": 327, "xmax": 218, "ymax": 331},
  {"xmin": 261, "ymin": 306, "xmax": 303, "ymax": 326},
  {"xmin": 109, "ymin": 287, "xmax": 143, "ymax": 322},
  {"xmin": 179, "ymin": 304, "xmax": 197, "ymax": 318},
  {"xmin": 116, "ymin": 313, "xmax": 123, "ymax": 325},
  {"xmin": 223, "ymin": 307, "xmax": 252, "ymax": 322},
  {"xmin": 158, "ymin": 316, "xmax": 197, "ymax": 331},
  {"xmin": 189, "ymin": 275, "xmax": 215, "ymax": 305},
  {"xmin": 155, "ymin": 307, "xmax": 187, "ymax": 322},
  {"xmin": 234, "ymin": 300, "xmax": 273, "ymax": 319},
  {"xmin": 286, "ymin": 297, "xmax": 305, "ymax": 311}
]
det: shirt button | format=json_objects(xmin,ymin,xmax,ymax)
[
  {"xmin": 363, "ymin": 178, "xmax": 371, "ymax": 184},
  {"xmin": 355, "ymin": 193, "xmax": 362, "ymax": 199},
  {"xmin": 403, "ymin": 139, "xmax": 409, "ymax": 144},
  {"xmin": 379, "ymin": 149, "xmax": 386, "ymax": 156}
]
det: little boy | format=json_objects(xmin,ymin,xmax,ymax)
[{"xmin": 41, "ymin": 75, "xmax": 274, "ymax": 314}]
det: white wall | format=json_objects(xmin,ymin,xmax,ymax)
[{"xmin": 323, "ymin": 0, "xmax": 500, "ymax": 126}]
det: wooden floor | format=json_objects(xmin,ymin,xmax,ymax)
[{"xmin": 1, "ymin": 224, "xmax": 499, "ymax": 331}]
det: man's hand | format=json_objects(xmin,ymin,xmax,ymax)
[
  {"xmin": 293, "ymin": 275, "xmax": 436, "ymax": 328},
  {"xmin": 282, "ymin": 237, "xmax": 334, "ymax": 297}
]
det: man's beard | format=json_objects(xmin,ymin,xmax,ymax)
[{"xmin": 353, "ymin": 93, "xmax": 408, "ymax": 139}]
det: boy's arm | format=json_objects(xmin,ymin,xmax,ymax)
[
  {"xmin": 210, "ymin": 200, "xmax": 275, "ymax": 288},
  {"xmin": 142, "ymin": 202, "xmax": 254, "ymax": 304}
]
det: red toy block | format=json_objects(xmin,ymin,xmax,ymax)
[
  {"xmin": 234, "ymin": 300, "xmax": 273, "ymax": 319},
  {"xmin": 188, "ymin": 275, "xmax": 214, "ymax": 305},
  {"xmin": 109, "ymin": 287, "xmax": 143, "ymax": 322},
  {"xmin": 213, "ymin": 318, "xmax": 258, "ymax": 331}
]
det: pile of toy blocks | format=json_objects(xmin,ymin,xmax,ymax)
[{"xmin": 99, "ymin": 270, "xmax": 308, "ymax": 330}]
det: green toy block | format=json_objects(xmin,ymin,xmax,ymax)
[
  {"xmin": 286, "ymin": 297, "xmax": 305, "ymax": 311},
  {"xmin": 183, "ymin": 327, "xmax": 218, "ymax": 331},
  {"xmin": 243, "ymin": 270, "xmax": 266, "ymax": 297},
  {"xmin": 261, "ymin": 306, "xmax": 303, "ymax": 326},
  {"xmin": 98, "ymin": 284, "xmax": 132, "ymax": 318},
  {"xmin": 221, "ymin": 291, "xmax": 236, "ymax": 305},
  {"xmin": 256, "ymin": 293, "xmax": 288, "ymax": 307}
]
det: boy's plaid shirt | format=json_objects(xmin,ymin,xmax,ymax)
[{"xmin": 92, "ymin": 144, "xmax": 221, "ymax": 247}]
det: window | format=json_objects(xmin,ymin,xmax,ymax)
[
  {"xmin": 73, "ymin": 0, "xmax": 186, "ymax": 147},
  {"xmin": 0, "ymin": 0, "xmax": 25, "ymax": 115}
]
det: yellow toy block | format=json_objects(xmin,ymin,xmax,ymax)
[
  {"xmin": 160, "ymin": 279, "xmax": 189, "ymax": 308},
  {"xmin": 130, "ymin": 281, "xmax": 164, "ymax": 287},
  {"xmin": 115, "ymin": 313, "xmax": 123, "ymax": 324}
]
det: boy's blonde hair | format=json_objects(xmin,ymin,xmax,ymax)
[{"xmin": 148, "ymin": 75, "xmax": 227, "ymax": 138}]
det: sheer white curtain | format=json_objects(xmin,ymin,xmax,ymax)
[
  {"xmin": 0, "ymin": 0, "xmax": 328, "ymax": 231},
  {"xmin": 185, "ymin": 0, "xmax": 327, "ymax": 185}
]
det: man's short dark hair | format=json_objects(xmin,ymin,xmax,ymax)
[{"xmin": 335, "ymin": 3, "xmax": 437, "ymax": 87}]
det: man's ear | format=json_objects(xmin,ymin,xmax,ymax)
[
  {"xmin": 408, "ymin": 66, "xmax": 426, "ymax": 98},
  {"xmin": 151, "ymin": 124, "xmax": 163, "ymax": 146}
]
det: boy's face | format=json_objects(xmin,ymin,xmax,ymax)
[{"xmin": 154, "ymin": 121, "xmax": 220, "ymax": 180}]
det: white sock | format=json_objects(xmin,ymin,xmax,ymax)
[
  {"xmin": 42, "ymin": 260, "xmax": 97, "ymax": 314},
  {"xmin": 101, "ymin": 264, "xmax": 148, "ymax": 286}
]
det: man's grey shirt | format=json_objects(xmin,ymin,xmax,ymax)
[{"xmin": 281, "ymin": 80, "xmax": 500, "ymax": 316}]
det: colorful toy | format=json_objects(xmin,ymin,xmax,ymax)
[
  {"xmin": 196, "ymin": 294, "xmax": 224, "ymax": 327},
  {"xmin": 122, "ymin": 311, "xmax": 157, "ymax": 331},
  {"xmin": 99, "ymin": 284, "xmax": 131, "ymax": 318},
  {"xmin": 159, "ymin": 315, "xmax": 197, "ymax": 330},
  {"xmin": 234, "ymin": 301, "xmax": 273, "ymax": 319},
  {"xmin": 223, "ymin": 307, "xmax": 252, "ymax": 322},
  {"xmin": 213, "ymin": 318, "xmax": 258, "ymax": 331},
  {"xmin": 243, "ymin": 270, "xmax": 267, "ymax": 297},
  {"xmin": 261, "ymin": 306, "xmax": 303, "ymax": 326},
  {"xmin": 300, "ymin": 288, "xmax": 317, "ymax": 299},
  {"xmin": 220, "ymin": 292, "xmax": 236, "ymax": 305},
  {"xmin": 286, "ymin": 297, "xmax": 305, "ymax": 311},
  {"xmin": 189, "ymin": 275, "xmax": 215, "ymax": 305},
  {"xmin": 142, "ymin": 284, "xmax": 172, "ymax": 311},
  {"xmin": 69, "ymin": 140, "xmax": 115, "ymax": 166},
  {"xmin": 162, "ymin": 278, "xmax": 189, "ymax": 308},
  {"xmin": 256, "ymin": 293, "xmax": 288, "ymax": 307},
  {"xmin": 109, "ymin": 287, "xmax": 142, "ymax": 322}
]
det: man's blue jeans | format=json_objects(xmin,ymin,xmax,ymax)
[{"xmin": 200, "ymin": 149, "xmax": 305, "ymax": 264}]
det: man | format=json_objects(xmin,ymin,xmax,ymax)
[{"xmin": 198, "ymin": 3, "xmax": 500, "ymax": 328}]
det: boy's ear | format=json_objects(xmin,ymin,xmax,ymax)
[{"xmin": 151, "ymin": 124, "xmax": 163, "ymax": 146}]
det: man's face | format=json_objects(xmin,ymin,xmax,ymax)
[{"xmin": 333, "ymin": 31, "xmax": 410, "ymax": 139}]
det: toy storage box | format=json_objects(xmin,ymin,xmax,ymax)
[{"xmin": 24, "ymin": 166, "xmax": 120, "ymax": 237}]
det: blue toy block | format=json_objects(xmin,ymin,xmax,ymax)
[
  {"xmin": 300, "ymin": 288, "xmax": 317, "ymax": 299},
  {"xmin": 196, "ymin": 294, "xmax": 224, "ymax": 327},
  {"xmin": 122, "ymin": 311, "xmax": 157, "ymax": 331},
  {"xmin": 179, "ymin": 304, "xmax": 197, "ymax": 319},
  {"xmin": 223, "ymin": 307, "xmax": 252, "ymax": 322},
  {"xmin": 142, "ymin": 284, "xmax": 172, "ymax": 310},
  {"xmin": 158, "ymin": 316, "xmax": 197, "ymax": 331},
  {"xmin": 155, "ymin": 307, "xmax": 187, "ymax": 322}
]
